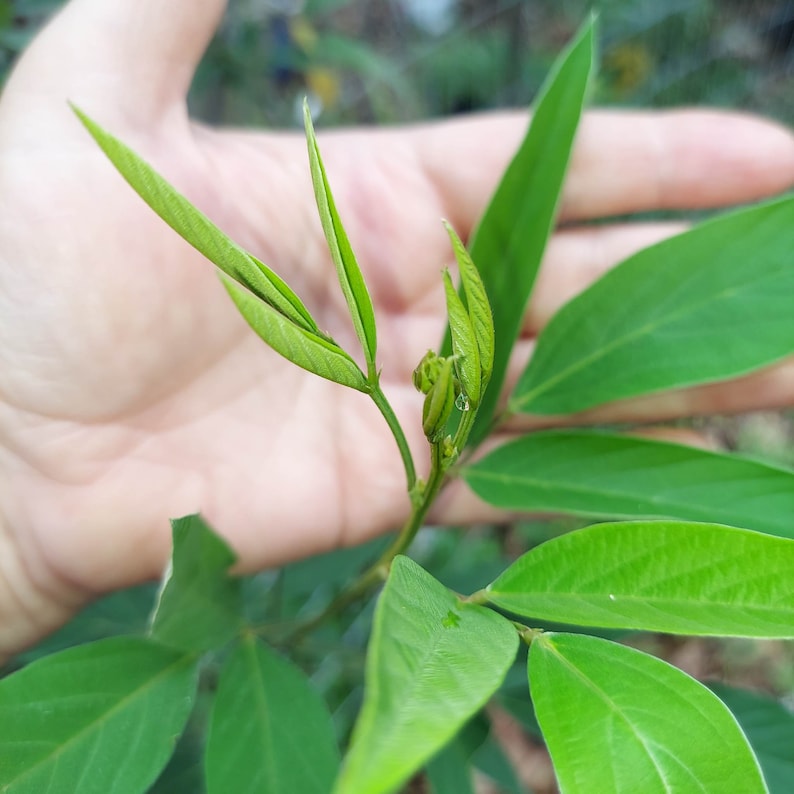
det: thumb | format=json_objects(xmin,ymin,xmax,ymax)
[{"xmin": 4, "ymin": 0, "xmax": 227, "ymax": 123}]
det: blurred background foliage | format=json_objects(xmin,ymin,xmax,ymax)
[
  {"xmin": 2, "ymin": 1, "xmax": 794, "ymax": 791},
  {"xmin": 3, "ymin": 0, "xmax": 794, "ymax": 126}
]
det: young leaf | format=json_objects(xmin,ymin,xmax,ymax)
[
  {"xmin": 485, "ymin": 520, "xmax": 794, "ymax": 637},
  {"xmin": 0, "ymin": 637, "xmax": 198, "ymax": 794},
  {"xmin": 454, "ymin": 17, "xmax": 595, "ymax": 446},
  {"xmin": 334, "ymin": 556, "xmax": 518, "ymax": 794},
  {"xmin": 149, "ymin": 514, "xmax": 243, "ymax": 654},
  {"xmin": 304, "ymin": 100, "xmax": 378, "ymax": 378},
  {"xmin": 530, "ymin": 633, "xmax": 768, "ymax": 793},
  {"xmin": 443, "ymin": 269, "xmax": 481, "ymax": 406},
  {"xmin": 443, "ymin": 221, "xmax": 494, "ymax": 388},
  {"xmin": 224, "ymin": 276, "xmax": 369, "ymax": 392},
  {"xmin": 511, "ymin": 195, "xmax": 794, "ymax": 415},
  {"xmin": 462, "ymin": 429, "xmax": 794, "ymax": 539},
  {"xmin": 72, "ymin": 106, "xmax": 320, "ymax": 334},
  {"xmin": 205, "ymin": 634, "xmax": 340, "ymax": 794},
  {"xmin": 709, "ymin": 684, "xmax": 794, "ymax": 794}
]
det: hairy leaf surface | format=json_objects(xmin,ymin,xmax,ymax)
[{"xmin": 224, "ymin": 277, "xmax": 369, "ymax": 391}]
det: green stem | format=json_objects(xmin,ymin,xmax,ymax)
[
  {"xmin": 284, "ymin": 442, "xmax": 447, "ymax": 645},
  {"xmin": 370, "ymin": 384, "xmax": 417, "ymax": 491}
]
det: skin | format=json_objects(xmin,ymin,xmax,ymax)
[{"xmin": 0, "ymin": 0, "xmax": 793, "ymax": 659}]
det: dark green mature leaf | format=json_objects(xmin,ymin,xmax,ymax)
[
  {"xmin": 0, "ymin": 637, "xmax": 198, "ymax": 794},
  {"xmin": 72, "ymin": 106, "xmax": 319, "ymax": 333},
  {"xmin": 224, "ymin": 277, "xmax": 369, "ymax": 391},
  {"xmin": 462, "ymin": 430, "xmax": 794, "ymax": 539},
  {"xmin": 485, "ymin": 521, "xmax": 794, "ymax": 637},
  {"xmin": 460, "ymin": 17, "xmax": 595, "ymax": 446},
  {"xmin": 709, "ymin": 684, "xmax": 794, "ymax": 794},
  {"xmin": 512, "ymin": 196, "xmax": 794, "ymax": 415},
  {"xmin": 335, "ymin": 556, "xmax": 518, "ymax": 794},
  {"xmin": 530, "ymin": 633, "xmax": 767, "ymax": 793},
  {"xmin": 304, "ymin": 100, "xmax": 378, "ymax": 378},
  {"xmin": 205, "ymin": 635, "xmax": 340, "ymax": 794},
  {"xmin": 444, "ymin": 221, "xmax": 494, "ymax": 388},
  {"xmin": 150, "ymin": 514, "xmax": 243, "ymax": 654}
]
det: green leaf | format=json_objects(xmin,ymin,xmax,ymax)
[
  {"xmin": 485, "ymin": 520, "xmax": 794, "ymax": 637},
  {"xmin": 205, "ymin": 634, "xmax": 340, "ymax": 794},
  {"xmin": 334, "ymin": 556, "xmax": 518, "ymax": 794},
  {"xmin": 443, "ymin": 221, "xmax": 494, "ymax": 388},
  {"xmin": 223, "ymin": 276, "xmax": 369, "ymax": 392},
  {"xmin": 304, "ymin": 100, "xmax": 378, "ymax": 378},
  {"xmin": 458, "ymin": 17, "xmax": 595, "ymax": 446},
  {"xmin": 443, "ymin": 269, "xmax": 481, "ymax": 406},
  {"xmin": 72, "ymin": 106, "xmax": 319, "ymax": 334},
  {"xmin": 0, "ymin": 637, "xmax": 198, "ymax": 794},
  {"xmin": 530, "ymin": 633, "xmax": 768, "ymax": 793},
  {"xmin": 462, "ymin": 429, "xmax": 794, "ymax": 539},
  {"xmin": 426, "ymin": 739, "xmax": 476, "ymax": 794},
  {"xmin": 709, "ymin": 684, "xmax": 794, "ymax": 794},
  {"xmin": 149, "ymin": 514, "xmax": 243, "ymax": 654},
  {"xmin": 511, "ymin": 195, "xmax": 794, "ymax": 415}
]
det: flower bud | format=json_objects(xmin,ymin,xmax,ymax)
[
  {"xmin": 412, "ymin": 350, "xmax": 445, "ymax": 394},
  {"xmin": 422, "ymin": 358, "xmax": 456, "ymax": 442}
]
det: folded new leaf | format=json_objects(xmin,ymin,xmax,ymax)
[{"xmin": 304, "ymin": 100, "xmax": 378, "ymax": 380}]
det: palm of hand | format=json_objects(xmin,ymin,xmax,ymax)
[
  {"xmin": 1, "ymin": 1, "xmax": 793, "ymax": 656},
  {"xmin": 0, "ymin": 103, "xmax": 462, "ymax": 597}
]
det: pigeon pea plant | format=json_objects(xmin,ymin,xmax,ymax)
[{"xmin": 3, "ymin": 17, "xmax": 794, "ymax": 794}]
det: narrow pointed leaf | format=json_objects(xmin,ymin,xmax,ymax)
[
  {"xmin": 444, "ymin": 221, "xmax": 494, "ymax": 387},
  {"xmin": 709, "ymin": 684, "xmax": 794, "ymax": 794},
  {"xmin": 444, "ymin": 269, "xmax": 481, "ymax": 406},
  {"xmin": 334, "ymin": 556, "xmax": 518, "ymax": 794},
  {"xmin": 205, "ymin": 635, "xmax": 340, "ymax": 794},
  {"xmin": 149, "ymin": 514, "xmax": 243, "ymax": 653},
  {"xmin": 73, "ymin": 106, "xmax": 319, "ymax": 333},
  {"xmin": 486, "ymin": 520, "xmax": 794, "ymax": 637},
  {"xmin": 452, "ymin": 17, "xmax": 595, "ymax": 446},
  {"xmin": 512, "ymin": 196, "xmax": 794, "ymax": 415},
  {"xmin": 0, "ymin": 637, "xmax": 199, "ymax": 794},
  {"xmin": 530, "ymin": 633, "xmax": 768, "ymax": 793},
  {"xmin": 304, "ymin": 101, "xmax": 378, "ymax": 376},
  {"xmin": 224, "ymin": 277, "xmax": 369, "ymax": 391},
  {"xmin": 462, "ymin": 429, "xmax": 794, "ymax": 539}
]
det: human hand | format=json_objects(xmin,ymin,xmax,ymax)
[{"xmin": 1, "ymin": 0, "xmax": 793, "ymax": 657}]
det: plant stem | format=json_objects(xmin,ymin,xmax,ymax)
[
  {"xmin": 283, "ymin": 442, "xmax": 447, "ymax": 644},
  {"xmin": 370, "ymin": 384, "xmax": 417, "ymax": 491}
]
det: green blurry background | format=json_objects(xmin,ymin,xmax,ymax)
[
  {"xmin": 4, "ymin": 0, "xmax": 794, "ymax": 126},
  {"xmin": 2, "ymin": 2, "xmax": 793, "ymax": 792}
]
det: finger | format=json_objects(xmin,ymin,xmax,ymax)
[
  {"xmin": 526, "ymin": 221, "xmax": 689, "ymax": 333},
  {"xmin": 5, "ymin": 0, "xmax": 227, "ymax": 121},
  {"xmin": 414, "ymin": 109, "xmax": 794, "ymax": 236}
]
